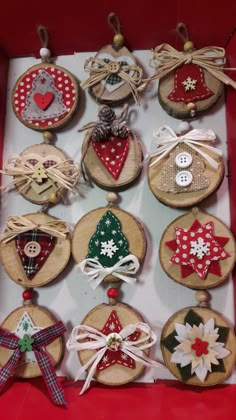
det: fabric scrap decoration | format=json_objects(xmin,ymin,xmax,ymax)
[
  {"xmin": 161, "ymin": 309, "xmax": 230, "ymax": 383},
  {"xmin": 165, "ymin": 219, "xmax": 230, "ymax": 279},
  {"xmin": 78, "ymin": 210, "xmax": 140, "ymax": 288},
  {"xmin": 67, "ymin": 309, "xmax": 163, "ymax": 395},
  {"xmin": 0, "ymin": 321, "xmax": 66, "ymax": 406}
]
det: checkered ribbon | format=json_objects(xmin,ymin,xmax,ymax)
[{"xmin": 0, "ymin": 321, "xmax": 66, "ymax": 407}]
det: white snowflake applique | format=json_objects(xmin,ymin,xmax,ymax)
[
  {"xmin": 182, "ymin": 76, "xmax": 197, "ymax": 92},
  {"xmin": 105, "ymin": 218, "xmax": 111, "ymax": 226},
  {"xmin": 102, "ymin": 355, "xmax": 109, "ymax": 363},
  {"xmin": 100, "ymin": 239, "xmax": 119, "ymax": 258},
  {"xmin": 190, "ymin": 237, "xmax": 210, "ymax": 259},
  {"xmin": 95, "ymin": 240, "xmax": 99, "ymax": 246},
  {"xmin": 121, "ymin": 353, "xmax": 128, "ymax": 360},
  {"xmin": 112, "ymin": 230, "xmax": 117, "ymax": 235},
  {"xmin": 109, "ymin": 322, "xmax": 116, "ymax": 331}
]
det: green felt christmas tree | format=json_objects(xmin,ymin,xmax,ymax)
[{"xmin": 86, "ymin": 210, "xmax": 130, "ymax": 268}]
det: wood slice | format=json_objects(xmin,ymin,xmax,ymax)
[
  {"xmin": 148, "ymin": 143, "xmax": 224, "ymax": 208},
  {"xmin": 161, "ymin": 306, "xmax": 236, "ymax": 386},
  {"xmin": 89, "ymin": 45, "xmax": 138, "ymax": 105},
  {"xmin": 82, "ymin": 131, "xmax": 143, "ymax": 190},
  {"xmin": 159, "ymin": 208, "xmax": 236, "ymax": 289},
  {"xmin": 72, "ymin": 206, "xmax": 146, "ymax": 283},
  {"xmin": 78, "ymin": 303, "xmax": 146, "ymax": 386},
  {"xmin": 0, "ymin": 213, "xmax": 71, "ymax": 288},
  {"xmin": 0, "ymin": 305, "xmax": 64, "ymax": 378},
  {"xmin": 12, "ymin": 63, "xmax": 79, "ymax": 131},
  {"xmin": 15, "ymin": 143, "xmax": 68, "ymax": 205},
  {"xmin": 158, "ymin": 68, "xmax": 223, "ymax": 119}
]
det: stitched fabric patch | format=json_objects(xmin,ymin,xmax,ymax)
[
  {"xmin": 165, "ymin": 220, "xmax": 230, "ymax": 279},
  {"xmin": 92, "ymin": 136, "xmax": 129, "ymax": 179},
  {"xmin": 168, "ymin": 63, "xmax": 213, "ymax": 103},
  {"xmin": 157, "ymin": 144, "xmax": 209, "ymax": 193},
  {"xmin": 15, "ymin": 230, "xmax": 55, "ymax": 279},
  {"xmin": 86, "ymin": 210, "xmax": 130, "ymax": 267},
  {"xmin": 97, "ymin": 310, "xmax": 141, "ymax": 371},
  {"xmin": 13, "ymin": 66, "xmax": 77, "ymax": 128},
  {"xmin": 102, "ymin": 59, "xmax": 128, "ymax": 85}
]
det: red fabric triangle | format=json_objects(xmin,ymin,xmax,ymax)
[
  {"xmin": 208, "ymin": 260, "xmax": 222, "ymax": 277},
  {"xmin": 97, "ymin": 310, "xmax": 141, "ymax": 371},
  {"xmin": 92, "ymin": 137, "xmax": 129, "ymax": 180},
  {"xmin": 213, "ymin": 236, "xmax": 229, "ymax": 247},
  {"xmin": 165, "ymin": 239, "xmax": 177, "ymax": 251},
  {"xmin": 168, "ymin": 63, "xmax": 213, "ymax": 103}
]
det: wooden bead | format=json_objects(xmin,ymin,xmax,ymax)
[
  {"xmin": 184, "ymin": 41, "xmax": 194, "ymax": 52},
  {"xmin": 43, "ymin": 131, "xmax": 54, "ymax": 143},
  {"xmin": 49, "ymin": 192, "xmax": 60, "ymax": 204},
  {"xmin": 113, "ymin": 33, "xmax": 124, "ymax": 48},
  {"xmin": 106, "ymin": 192, "xmax": 118, "ymax": 205},
  {"xmin": 195, "ymin": 290, "xmax": 211, "ymax": 304},
  {"xmin": 107, "ymin": 287, "xmax": 118, "ymax": 299}
]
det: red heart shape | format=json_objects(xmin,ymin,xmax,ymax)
[
  {"xmin": 33, "ymin": 92, "xmax": 54, "ymax": 110},
  {"xmin": 92, "ymin": 137, "xmax": 129, "ymax": 180}
]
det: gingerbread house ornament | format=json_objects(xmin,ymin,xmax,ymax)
[
  {"xmin": 80, "ymin": 13, "xmax": 143, "ymax": 105},
  {"xmin": 147, "ymin": 23, "xmax": 236, "ymax": 119}
]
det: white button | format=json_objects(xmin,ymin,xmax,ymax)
[
  {"xmin": 24, "ymin": 241, "xmax": 41, "ymax": 258},
  {"xmin": 175, "ymin": 152, "xmax": 192, "ymax": 168},
  {"xmin": 175, "ymin": 171, "xmax": 193, "ymax": 187}
]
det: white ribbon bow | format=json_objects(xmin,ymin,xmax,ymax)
[
  {"xmin": 78, "ymin": 254, "xmax": 140, "ymax": 289},
  {"xmin": 66, "ymin": 322, "xmax": 165, "ymax": 395},
  {"xmin": 150, "ymin": 125, "xmax": 222, "ymax": 169}
]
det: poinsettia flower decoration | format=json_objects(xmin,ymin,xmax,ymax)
[
  {"xmin": 171, "ymin": 318, "xmax": 230, "ymax": 382},
  {"xmin": 165, "ymin": 220, "xmax": 230, "ymax": 279},
  {"xmin": 161, "ymin": 310, "xmax": 231, "ymax": 383}
]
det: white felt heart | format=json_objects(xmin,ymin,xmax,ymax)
[{"xmin": 96, "ymin": 53, "xmax": 135, "ymax": 93}]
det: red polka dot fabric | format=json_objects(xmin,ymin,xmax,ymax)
[{"xmin": 13, "ymin": 65, "xmax": 77, "ymax": 129}]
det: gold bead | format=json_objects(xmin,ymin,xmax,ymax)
[
  {"xmin": 187, "ymin": 102, "xmax": 196, "ymax": 110},
  {"xmin": 195, "ymin": 290, "xmax": 210, "ymax": 304},
  {"xmin": 184, "ymin": 40, "xmax": 194, "ymax": 52},
  {"xmin": 43, "ymin": 131, "xmax": 54, "ymax": 143},
  {"xmin": 106, "ymin": 192, "xmax": 118, "ymax": 204},
  {"xmin": 49, "ymin": 192, "xmax": 60, "ymax": 204},
  {"xmin": 113, "ymin": 33, "xmax": 124, "ymax": 48}
]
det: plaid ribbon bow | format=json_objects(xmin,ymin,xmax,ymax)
[{"xmin": 0, "ymin": 320, "xmax": 66, "ymax": 407}]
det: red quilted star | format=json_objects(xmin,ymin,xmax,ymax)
[
  {"xmin": 165, "ymin": 220, "xmax": 230, "ymax": 279},
  {"xmin": 97, "ymin": 310, "xmax": 140, "ymax": 371}
]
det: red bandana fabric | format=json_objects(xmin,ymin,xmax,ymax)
[
  {"xmin": 168, "ymin": 63, "xmax": 213, "ymax": 103},
  {"xmin": 15, "ymin": 230, "xmax": 55, "ymax": 279},
  {"xmin": 97, "ymin": 310, "xmax": 140, "ymax": 371},
  {"xmin": 165, "ymin": 220, "xmax": 230, "ymax": 279},
  {"xmin": 92, "ymin": 136, "xmax": 129, "ymax": 180}
]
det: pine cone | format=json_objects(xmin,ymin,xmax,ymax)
[
  {"xmin": 91, "ymin": 123, "xmax": 110, "ymax": 142},
  {"xmin": 98, "ymin": 106, "xmax": 116, "ymax": 124},
  {"xmin": 111, "ymin": 121, "xmax": 129, "ymax": 138}
]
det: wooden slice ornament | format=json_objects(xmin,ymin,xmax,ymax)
[
  {"xmin": 0, "ymin": 143, "xmax": 80, "ymax": 205},
  {"xmin": 80, "ymin": 13, "xmax": 143, "ymax": 105},
  {"xmin": 12, "ymin": 26, "xmax": 79, "ymax": 132},
  {"xmin": 66, "ymin": 289, "xmax": 164, "ymax": 393},
  {"xmin": 0, "ymin": 290, "xmax": 66, "ymax": 406},
  {"xmin": 148, "ymin": 122, "xmax": 224, "ymax": 208},
  {"xmin": 146, "ymin": 23, "xmax": 236, "ymax": 119},
  {"xmin": 161, "ymin": 292, "xmax": 236, "ymax": 386},
  {"xmin": 159, "ymin": 207, "xmax": 236, "ymax": 289},
  {"xmin": 72, "ymin": 193, "xmax": 147, "ymax": 287},
  {"xmin": 79, "ymin": 104, "xmax": 143, "ymax": 190},
  {"xmin": 0, "ymin": 212, "xmax": 71, "ymax": 288}
]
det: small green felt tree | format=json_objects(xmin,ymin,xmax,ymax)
[{"xmin": 86, "ymin": 210, "xmax": 130, "ymax": 268}]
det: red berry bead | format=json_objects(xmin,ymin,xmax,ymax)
[
  {"xmin": 22, "ymin": 289, "xmax": 33, "ymax": 301},
  {"xmin": 107, "ymin": 288, "xmax": 118, "ymax": 299}
]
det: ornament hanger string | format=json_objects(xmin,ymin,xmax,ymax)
[
  {"xmin": 176, "ymin": 23, "xmax": 190, "ymax": 44},
  {"xmin": 107, "ymin": 12, "xmax": 121, "ymax": 35},
  {"xmin": 37, "ymin": 25, "xmax": 49, "ymax": 48}
]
